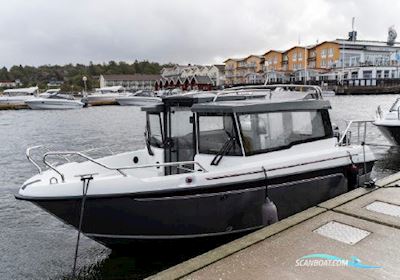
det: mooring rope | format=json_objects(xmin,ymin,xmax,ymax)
[{"xmin": 72, "ymin": 174, "xmax": 93, "ymax": 277}]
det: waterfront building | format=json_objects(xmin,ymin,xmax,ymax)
[
  {"xmin": 0, "ymin": 80, "xmax": 22, "ymax": 89},
  {"xmin": 99, "ymin": 74, "xmax": 161, "ymax": 91},
  {"xmin": 224, "ymin": 55, "xmax": 264, "ymax": 85},
  {"xmin": 160, "ymin": 64, "xmax": 225, "ymax": 89},
  {"xmin": 224, "ymin": 27, "xmax": 400, "ymax": 86}
]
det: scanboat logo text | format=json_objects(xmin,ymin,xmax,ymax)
[{"xmin": 295, "ymin": 254, "xmax": 381, "ymax": 269}]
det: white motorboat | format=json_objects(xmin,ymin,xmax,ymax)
[
  {"xmin": 25, "ymin": 92, "xmax": 84, "ymax": 110},
  {"xmin": 87, "ymin": 86, "xmax": 127, "ymax": 105},
  {"xmin": 0, "ymin": 86, "xmax": 38, "ymax": 106},
  {"xmin": 16, "ymin": 86, "xmax": 376, "ymax": 250},
  {"xmin": 374, "ymin": 97, "xmax": 400, "ymax": 145},
  {"xmin": 116, "ymin": 90, "xmax": 162, "ymax": 106}
]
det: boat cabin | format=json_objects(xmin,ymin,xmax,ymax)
[{"xmin": 142, "ymin": 91, "xmax": 333, "ymax": 175}]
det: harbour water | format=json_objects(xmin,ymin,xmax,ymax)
[{"xmin": 1, "ymin": 95, "xmax": 400, "ymax": 280}]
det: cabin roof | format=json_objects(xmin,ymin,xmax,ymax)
[
  {"xmin": 191, "ymin": 99, "xmax": 331, "ymax": 114},
  {"xmin": 141, "ymin": 91, "xmax": 269, "ymax": 112}
]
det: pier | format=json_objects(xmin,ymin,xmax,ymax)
[
  {"xmin": 0, "ymin": 104, "xmax": 28, "ymax": 110},
  {"xmin": 149, "ymin": 173, "xmax": 400, "ymax": 280}
]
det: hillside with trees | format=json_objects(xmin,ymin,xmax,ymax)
[{"xmin": 0, "ymin": 60, "xmax": 172, "ymax": 92}]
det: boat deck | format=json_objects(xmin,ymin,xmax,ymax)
[{"xmin": 148, "ymin": 172, "xmax": 400, "ymax": 280}]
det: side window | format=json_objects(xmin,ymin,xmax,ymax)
[
  {"xmin": 239, "ymin": 110, "xmax": 329, "ymax": 155},
  {"xmin": 292, "ymin": 112, "xmax": 312, "ymax": 134},
  {"xmin": 148, "ymin": 113, "xmax": 163, "ymax": 147}
]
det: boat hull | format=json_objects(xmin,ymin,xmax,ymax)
[
  {"xmin": 375, "ymin": 123, "xmax": 400, "ymax": 145},
  {"xmin": 116, "ymin": 97, "xmax": 162, "ymax": 106},
  {"xmin": 0, "ymin": 96, "xmax": 33, "ymax": 106},
  {"xmin": 25, "ymin": 100, "xmax": 84, "ymax": 110},
  {"xmin": 15, "ymin": 167, "xmax": 365, "ymax": 250}
]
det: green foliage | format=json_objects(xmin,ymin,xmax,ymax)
[{"xmin": 0, "ymin": 60, "xmax": 167, "ymax": 91}]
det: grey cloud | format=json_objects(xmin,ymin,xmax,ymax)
[{"xmin": 0, "ymin": 0, "xmax": 399, "ymax": 67}]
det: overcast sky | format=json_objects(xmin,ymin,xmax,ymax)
[{"xmin": 1, "ymin": 0, "xmax": 400, "ymax": 68}]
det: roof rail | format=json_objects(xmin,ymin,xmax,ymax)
[{"xmin": 213, "ymin": 84, "xmax": 323, "ymax": 102}]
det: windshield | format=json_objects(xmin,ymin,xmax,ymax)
[
  {"xmin": 239, "ymin": 110, "xmax": 331, "ymax": 155},
  {"xmin": 147, "ymin": 113, "xmax": 164, "ymax": 147},
  {"xmin": 198, "ymin": 113, "xmax": 242, "ymax": 156}
]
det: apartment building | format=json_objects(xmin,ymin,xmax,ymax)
[
  {"xmin": 99, "ymin": 74, "xmax": 161, "ymax": 91},
  {"xmin": 224, "ymin": 55, "xmax": 264, "ymax": 85},
  {"xmin": 225, "ymin": 27, "xmax": 400, "ymax": 85},
  {"xmin": 263, "ymin": 50, "xmax": 283, "ymax": 71}
]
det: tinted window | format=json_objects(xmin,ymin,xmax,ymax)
[{"xmin": 239, "ymin": 110, "xmax": 330, "ymax": 155}]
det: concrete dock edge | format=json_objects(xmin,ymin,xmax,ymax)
[{"xmin": 148, "ymin": 172, "xmax": 400, "ymax": 280}]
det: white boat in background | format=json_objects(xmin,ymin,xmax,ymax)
[
  {"xmin": 321, "ymin": 90, "xmax": 336, "ymax": 97},
  {"xmin": 374, "ymin": 97, "xmax": 400, "ymax": 145},
  {"xmin": 0, "ymin": 87, "xmax": 38, "ymax": 106},
  {"xmin": 25, "ymin": 92, "xmax": 84, "ymax": 110},
  {"xmin": 87, "ymin": 86, "xmax": 128, "ymax": 105},
  {"xmin": 116, "ymin": 90, "xmax": 162, "ymax": 106},
  {"xmin": 38, "ymin": 88, "xmax": 61, "ymax": 98}
]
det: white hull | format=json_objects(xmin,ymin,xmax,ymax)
[
  {"xmin": 25, "ymin": 99, "xmax": 84, "ymax": 110},
  {"xmin": 87, "ymin": 94, "xmax": 123, "ymax": 104},
  {"xmin": 116, "ymin": 96, "xmax": 162, "ymax": 106},
  {"xmin": 0, "ymin": 96, "xmax": 34, "ymax": 105}
]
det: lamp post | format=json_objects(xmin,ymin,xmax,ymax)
[{"xmin": 82, "ymin": 76, "xmax": 87, "ymax": 97}]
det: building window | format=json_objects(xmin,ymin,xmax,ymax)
[
  {"xmin": 328, "ymin": 48, "xmax": 334, "ymax": 57},
  {"xmin": 293, "ymin": 53, "xmax": 297, "ymax": 61},
  {"xmin": 298, "ymin": 52, "xmax": 303, "ymax": 61},
  {"xmin": 321, "ymin": 60, "xmax": 327, "ymax": 67},
  {"xmin": 321, "ymin": 49, "xmax": 327, "ymax": 58},
  {"xmin": 351, "ymin": 72, "xmax": 358, "ymax": 79},
  {"xmin": 377, "ymin": 70, "xmax": 382, "ymax": 78},
  {"xmin": 362, "ymin": 71, "xmax": 372, "ymax": 79},
  {"xmin": 384, "ymin": 70, "xmax": 390, "ymax": 78}
]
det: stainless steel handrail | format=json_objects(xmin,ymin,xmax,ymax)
[
  {"xmin": 398, "ymin": 106, "xmax": 400, "ymax": 120},
  {"xmin": 262, "ymin": 84, "xmax": 323, "ymax": 99},
  {"xmin": 215, "ymin": 84, "xmax": 323, "ymax": 101},
  {"xmin": 26, "ymin": 145, "xmax": 71, "ymax": 173},
  {"xmin": 337, "ymin": 120, "xmax": 375, "ymax": 146},
  {"xmin": 43, "ymin": 151, "xmax": 208, "ymax": 183},
  {"xmin": 26, "ymin": 146, "xmax": 43, "ymax": 173},
  {"xmin": 376, "ymin": 105, "xmax": 382, "ymax": 119},
  {"xmin": 213, "ymin": 88, "xmax": 271, "ymax": 102}
]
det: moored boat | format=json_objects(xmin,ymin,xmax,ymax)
[
  {"xmin": 116, "ymin": 90, "xmax": 162, "ymax": 106},
  {"xmin": 0, "ymin": 87, "xmax": 38, "ymax": 106},
  {"xmin": 15, "ymin": 86, "xmax": 376, "ymax": 250},
  {"xmin": 25, "ymin": 92, "xmax": 84, "ymax": 110},
  {"xmin": 87, "ymin": 86, "xmax": 127, "ymax": 105},
  {"xmin": 374, "ymin": 97, "xmax": 400, "ymax": 145}
]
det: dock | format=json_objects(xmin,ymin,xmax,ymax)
[
  {"xmin": 148, "ymin": 172, "xmax": 400, "ymax": 280},
  {"xmin": 0, "ymin": 104, "xmax": 28, "ymax": 110}
]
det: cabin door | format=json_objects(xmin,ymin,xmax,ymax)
[{"xmin": 165, "ymin": 106, "xmax": 195, "ymax": 175}]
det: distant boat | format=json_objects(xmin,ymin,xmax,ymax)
[
  {"xmin": 87, "ymin": 86, "xmax": 128, "ymax": 105},
  {"xmin": 0, "ymin": 87, "xmax": 38, "ymax": 106},
  {"xmin": 374, "ymin": 97, "xmax": 400, "ymax": 145},
  {"xmin": 321, "ymin": 90, "xmax": 336, "ymax": 97},
  {"xmin": 116, "ymin": 90, "xmax": 161, "ymax": 106},
  {"xmin": 25, "ymin": 91, "xmax": 84, "ymax": 110}
]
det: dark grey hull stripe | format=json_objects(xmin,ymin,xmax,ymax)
[{"xmin": 86, "ymin": 225, "xmax": 263, "ymax": 240}]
